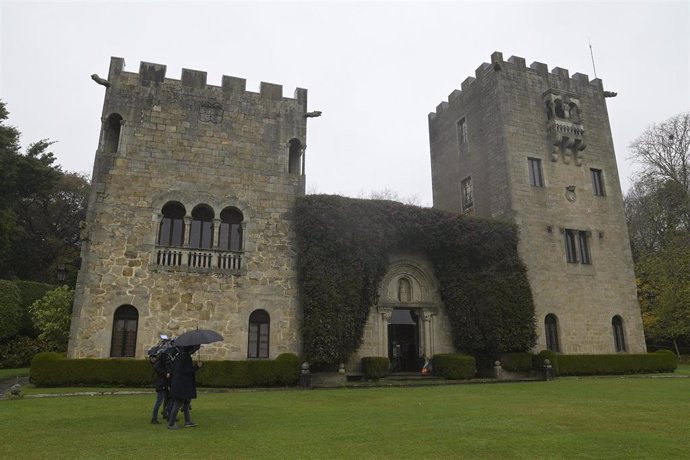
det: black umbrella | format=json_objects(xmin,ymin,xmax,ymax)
[{"xmin": 174, "ymin": 329, "xmax": 224, "ymax": 347}]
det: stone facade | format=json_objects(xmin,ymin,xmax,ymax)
[
  {"xmin": 68, "ymin": 58, "xmax": 307, "ymax": 359},
  {"xmin": 429, "ymin": 52, "xmax": 646, "ymax": 354}
]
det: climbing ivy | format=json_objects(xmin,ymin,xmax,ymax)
[{"xmin": 294, "ymin": 195, "xmax": 536, "ymax": 367}]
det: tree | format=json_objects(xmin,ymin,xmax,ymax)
[
  {"xmin": 0, "ymin": 100, "xmax": 90, "ymax": 284},
  {"xmin": 29, "ymin": 285, "xmax": 73, "ymax": 351},
  {"xmin": 626, "ymin": 112, "xmax": 690, "ymax": 354},
  {"xmin": 0, "ymin": 280, "xmax": 22, "ymax": 341}
]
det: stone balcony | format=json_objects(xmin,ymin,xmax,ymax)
[{"xmin": 153, "ymin": 246, "xmax": 244, "ymax": 275}]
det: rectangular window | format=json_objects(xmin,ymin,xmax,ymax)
[
  {"xmin": 591, "ymin": 168, "xmax": 605, "ymax": 196},
  {"xmin": 461, "ymin": 177, "xmax": 473, "ymax": 212},
  {"xmin": 456, "ymin": 118, "xmax": 467, "ymax": 151},
  {"xmin": 528, "ymin": 158, "xmax": 544, "ymax": 187},
  {"xmin": 564, "ymin": 229, "xmax": 592, "ymax": 264}
]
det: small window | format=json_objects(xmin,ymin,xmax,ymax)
[
  {"xmin": 461, "ymin": 177, "xmax": 473, "ymax": 212},
  {"xmin": 219, "ymin": 207, "xmax": 244, "ymax": 252},
  {"xmin": 288, "ymin": 139, "xmax": 303, "ymax": 175},
  {"xmin": 456, "ymin": 118, "xmax": 467, "ymax": 150},
  {"xmin": 248, "ymin": 309, "xmax": 270, "ymax": 358},
  {"xmin": 612, "ymin": 315, "xmax": 626, "ymax": 352},
  {"xmin": 103, "ymin": 113, "xmax": 123, "ymax": 154},
  {"xmin": 190, "ymin": 205, "xmax": 214, "ymax": 249},
  {"xmin": 111, "ymin": 305, "xmax": 138, "ymax": 357},
  {"xmin": 545, "ymin": 314, "xmax": 560, "ymax": 353},
  {"xmin": 528, "ymin": 158, "xmax": 544, "ymax": 187},
  {"xmin": 158, "ymin": 202, "xmax": 186, "ymax": 247},
  {"xmin": 565, "ymin": 229, "xmax": 591, "ymax": 264},
  {"xmin": 591, "ymin": 169, "xmax": 605, "ymax": 196}
]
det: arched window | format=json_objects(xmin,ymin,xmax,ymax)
[
  {"xmin": 103, "ymin": 113, "xmax": 123, "ymax": 154},
  {"xmin": 248, "ymin": 309, "xmax": 270, "ymax": 358},
  {"xmin": 158, "ymin": 201, "xmax": 186, "ymax": 247},
  {"xmin": 190, "ymin": 205, "xmax": 214, "ymax": 249},
  {"xmin": 288, "ymin": 138, "xmax": 302, "ymax": 175},
  {"xmin": 111, "ymin": 305, "xmax": 138, "ymax": 357},
  {"xmin": 612, "ymin": 315, "xmax": 626, "ymax": 352},
  {"xmin": 219, "ymin": 207, "xmax": 244, "ymax": 252},
  {"xmin": 544, "ymin": 314, "xmax": 560, "ymax": 352}
]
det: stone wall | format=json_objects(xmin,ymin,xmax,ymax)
[
  {"xmin": 68, "ymin": 58, "xmax": 308, "ymax": 359},
  {"xmin": 429, "ymin": 52, "xmax": 646, "ymax": 354}
]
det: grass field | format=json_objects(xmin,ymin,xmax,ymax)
[{"xmin": 2, "ymin": 377, "xmax": 689, "ymax": 459}]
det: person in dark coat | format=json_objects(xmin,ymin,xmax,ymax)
[
  {"xmin": 167, "ymin": 345, "xmax": 202, "ymax": 429},
  {"xmin": 150, "ymin": 353, "xmax": 170, "ymax": 424}
]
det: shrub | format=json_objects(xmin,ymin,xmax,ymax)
[
  {"xmin": 0, "ymin": 336, "xmax": 56, "ymax": 368},
  {"xmin": 557, "ymin": 353, "xmax": 677, "ymax": 376},
  {"xmin": 433, "ymin": 353, "xmax": 476, "ymax": 379},
  {"xmin": 361, "ymin": 357, "xmax": 390, "ymax": 380},
  {"xmin": 499, "ymin": 352, "xmax": 533, "ymax": 372},
  {"xmin": 29, "ymin": 286, "xmax": 73, "ymax": 351},
  {"xmin": 0, "ymin": 280, "xmax": 22, "ymax": 340},
  {"xmin": 15, "ymin": 281, "xmax": 56, "ymax": 337}
]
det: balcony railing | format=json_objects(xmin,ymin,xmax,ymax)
[{"xmin": 154, "ymin": 246, "xmax": 243, "ymax": 274}]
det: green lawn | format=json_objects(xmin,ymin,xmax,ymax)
[
  {"xmin": 0, "ymin": 367, "xmax": 29, "ymax": 380},
  {"xmin": 2, "ymin": 378, "xmax": 689, "ymax": 459}
]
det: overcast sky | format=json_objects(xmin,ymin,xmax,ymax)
[{"xmin": 2, "ymin": 0, "xmax": 688, "ymax": 206}]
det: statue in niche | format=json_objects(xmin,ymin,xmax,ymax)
[
  {"xmin": 398, "ymin": 278, "xmax": 412, "ymax": 302},
  {"xmin": 545, "ymin": 100, "xmax": 554, "ymax": 120},
  {"xmin": 569, "ymin": 103, "xmax": 581, "ymax": 123},
  {"xmin": 554, "ymin": 99, "xmax": 565, "ymax": 118}
]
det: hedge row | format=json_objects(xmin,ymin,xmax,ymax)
[
  {"xmin": 554, "ymin": 350, "xmax": 677, "ymax": 376},
  {"xmin": 432, "ymin": 353, "xmax": 476, "ymax": 379},
  {"xmin": 361, "ymin": 357, "xmax": 390, "ymax": 380},
  {"xmin": 30, "ymin": 352, "xmax": 300, "ymax": 387},
  {"xmin": 0, "ymin": 280, "xmax": 22, "ymax": 341}
]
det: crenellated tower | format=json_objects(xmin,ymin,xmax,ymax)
[
  {"xmin": 69, "ymin": 58, "xmax": 309, "ymax": 359},
  {"xmin": 429, "ymin": 52, "xmax": 646, "ymax": 354}
]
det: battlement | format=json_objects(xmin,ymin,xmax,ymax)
[
  {"xmin": 107, "ymin": 57, "xmax": 307, "ymax": 104},
  {"xmin": 428, "ymin": 51, "xmax": 603, "ymax": 121}
]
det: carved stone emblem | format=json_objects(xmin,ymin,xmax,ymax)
[
  {"xmin": 199, "ymin": 104, "xmax": 223, "ymax": 124},
  {"xmin": 565, "ymin": 185, "xmax": 577, "ymax": 202}
]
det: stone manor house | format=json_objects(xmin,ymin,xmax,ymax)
[{"xmin": 67, "ymin": 52, "xmax": 646, "ymax": 370}]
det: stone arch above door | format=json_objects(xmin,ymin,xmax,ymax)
[{"xmin": 378, "ymin": 257, "xmax": 441, "ymax": 306}]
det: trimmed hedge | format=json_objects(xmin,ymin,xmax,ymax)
[
  {"xmin": 15, "ymin": 280, "xmax": 56, "ymax": 337},
  {"xmin": 0, "ymin": 336, "xmax": 56, "ymax": 368},
  {"xmin": 0, "ymin": 280, "xmax": 22, "ymax": 340},
  {"xmin": 30, "ymin": 352, "xmax": 301, "ymax": 387},
  {"xmin": 361, "ymin": 357, "xmax": 390, "ymax": 380},
  {"xmin": 433, "ymin": 353, "xmax": 476, "ymax": 379},
  {"xmin": 499, "ymin": 352, "xmax": 533, "ymax": 373},
  {"xmin": 557, "ymin": 352, "xmax": 677, "ymax": 376}
]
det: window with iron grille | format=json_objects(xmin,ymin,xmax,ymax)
[
  {"xmin": 461, "ymin": 177, "xmax": 473, "ymax": 212},
  {"xmin": 110, "ymin": 305, "xmax": 138, "ymax": 357},
  {"xmin": 456, "ymin": 117, "xmax": 468, "ymax": 151}
]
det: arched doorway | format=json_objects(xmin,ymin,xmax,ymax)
[{"xmin": 388, "ymin": 308, "xmax": 420, "ymax": 372}]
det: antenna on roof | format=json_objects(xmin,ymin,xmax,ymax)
[{"xmin": 588, "ymin": 38, "xmax": 598, "ymax": 79}]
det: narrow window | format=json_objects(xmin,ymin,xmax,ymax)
[
  {"xmin": 110, "ymin": 305, "xmax": 138, "ymax": 357},
  {"xmin": 578, "ymin": 231, "xmax": 591, "ymax": 265},
  {"xmin": 456, "ymin": 117, "xmax": 467, "ymax": 150},
  {"xmin": 189, "ymin": 205, "xmax": 214, "ymax": 249},
  {"xmin": 528, "ymin": 158, "xmax": 544, "ymax": 187},
  {"xmin": 544, "ymin": 314, "xmax": 560, "ymax": 353},
  {"xmin": 219, "ymin": 207, "xmax": 244, "ymax": 252},
  {"xmin": 565, "ymin": 229, "xmax": 578, "ymax": 263},
  {"xmin": 288, "ymin": 139, "xmax": 302, "ymax": 175},
  {"xmin": 248, "ymin": 309, "xmax": 270, "ymax": 358},
  {"xmin": 158, "ymin": 202, "xmax": 186, "ymax": 247},
  {"xmin": 591, "ymin": 169, "xmax": 605, "ymax": 196},
  {"xmin": 612, "ymin": 315, "xmax": 626, "ymax": 352},
  {"xmin": 461, "ymin": 177, "xmax": 473, "ymax": 212},
  {"xmin": 103, "ymin": 113, "xmax": 123, "ymax": 154}
]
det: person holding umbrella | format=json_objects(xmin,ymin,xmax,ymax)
[
  {"xmin": 166, "ymin": 329, "xmax": 224, "ymax": 430},
  {"xmin": 167, "ymin": 344, "xmax": 201, "ymax": 429}
]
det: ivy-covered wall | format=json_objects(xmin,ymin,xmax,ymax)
[{"xmin": 294, "ymin": 195, "xmax": 536, "ymax": 366}]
